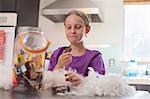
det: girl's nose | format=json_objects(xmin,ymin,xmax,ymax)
[{"xmin": 70, "ymin": 27, "xmax": 75, "ymax": 33}]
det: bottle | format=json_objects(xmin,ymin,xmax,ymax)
[
  {"xmin": 127, "ymin": 59, "xmax": 137, "ymax": 77},
  {"xmin": 13, "ymin": 26, "xmax": 50, "ymax": 91},
  {"xmin": 146, "ymin": 64, "xmax": 150, "ymax": 76}
]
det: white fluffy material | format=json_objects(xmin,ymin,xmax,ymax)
[
  {"xmin": 0, "ymin": 66, "xmax": 12, "ymax": 90},
  {"xmin": 43, "ymin": 67, "xmax": 136, "ymax": 96},
  {"xmin": 42, "ymin": 69, "xmax": 73, "ymax": 89},
  {"xmin": 0, "ymin": 66, "xmax": 136, "ymax": 96}
]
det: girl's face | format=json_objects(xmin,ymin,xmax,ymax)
[{"xmin": 64, "ymin": 14, "xmax": 86, "ymax": 44}]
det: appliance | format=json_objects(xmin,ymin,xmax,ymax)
[
  {"xmin": 41, "ymin": 0, "xmax": 103, "ymax": 23},
  {"xmin": 0, "ymin": 13, "xmax": 17, "ymax": 69}
]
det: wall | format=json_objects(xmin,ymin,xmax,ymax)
[{"xmin": 39, "ymin": 0, "xmax": 126, "ymax": 73}]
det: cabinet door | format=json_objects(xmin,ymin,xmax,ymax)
[
  {"xmin": 0, "ymin": 0, "xmax": 40, "ymax": 26},
  {"xmin": 16, "ymin": 0, "xmax": 40, "ymax": 26},
  {"xmin": 0, "ymin": 0, "xmax": 16, "ymax": 11}
]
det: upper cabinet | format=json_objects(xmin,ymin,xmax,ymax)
[
  {"xmin": 0, "ymin": 0, "xmax": 40, "ymax": 27},
  {"xmin": 16, "ymin": 0, "xmax": 40, "ymax": 26},
  {"xmin": 0, "ymin": 0, "xmax": 16, "ymax": 12}
]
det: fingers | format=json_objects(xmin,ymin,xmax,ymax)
[
  {"xmin": 63, "ymin": 47, "xmax": 72, "ymax": 53},
  {"xmin": 72, "ymin": 80, "xmax": 81, "ymax": 86},
  {"xmin": 60, "ymin": 51, "xmax": 72, "ymax": 61},
  {"xmin": 65, "ymin": 73, "xmax": 76, "ymax": 81},
  {"xmin": 57, "ymin": 52, "xmax": 72, "ymax": 68},
  {"xmin": 53, "ymin": 48, "xmax": 72, "ymax": 70},
  {"xmin": 65, "ymin": 73, "xmax": 81, "ymax": 86},
  {"xmin": 61, "ymin": 58, "xmax": 72, "ymax": 67},
  {"xmin": 61, "ymin": 53, "xmax": 72, "ymax": 60},
  {"xmin": 60, "ymin": 55, "xmax": 72, "ymax": 66}
]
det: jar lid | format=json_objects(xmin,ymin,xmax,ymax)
[{"xmin": 19, "ymin": 32, "xmax": 50, "ymax": 53}]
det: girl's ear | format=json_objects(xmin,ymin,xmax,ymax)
[{"xmin": 86, "ymin": 25, "xmax": 91, "ymax": 33}]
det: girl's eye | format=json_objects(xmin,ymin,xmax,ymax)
[
  {"xmin": 66, "ymin": 25, "xmax": 71, "ymax": 29},
  {"xmin": 75, "ymin": 25, "xmax": 82, "ymax": 29},
  {"xmin": 65, "ymin": 24, "xmax": 82, "ymax": 29}
]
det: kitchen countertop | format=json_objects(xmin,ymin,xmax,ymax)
[
  {"xmin": 127, "ymin": 76, "xmax": 150, "ymax": 85},
  {"xmin": 0, "ymin": 89, "xmax": 150, "ymax": 99}
]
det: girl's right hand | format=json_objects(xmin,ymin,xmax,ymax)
[{"xmin": 54, "ymin": 50, "xmax": 72, "ymax": 70}]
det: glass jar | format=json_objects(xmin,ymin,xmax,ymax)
[{"xmin": 13, "ymin": 26, "xmax": 50, "ymax": 91}]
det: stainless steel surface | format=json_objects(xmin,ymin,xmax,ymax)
[
  {"xmin": 0, "ymin": 90, "xmax": 150, "ymax": 99},
  {"xmin": 41, "ymin": 0, "xmax": 103, "ymax": 23}
]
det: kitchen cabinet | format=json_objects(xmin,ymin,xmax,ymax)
[
  {"xmin": 16, "ymin": 0, "xmax": 40, "ymax": 26},
  {"xmin": 0, "ymin": 0, "xmax": 40, "ymax": 27},
  {"xmin": 0, "ymin": 0, "xmax": 16, "ymax": 12}
]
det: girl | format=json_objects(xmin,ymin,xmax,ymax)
[{"xmin": 48, "ymin": 10, "xmax": 105, "ymax": 86}]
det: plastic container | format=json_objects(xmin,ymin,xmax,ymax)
[
  {"xmin": 127, "ymin": 59, "xmax": 138, "ymax": 77},
  {"xmin": 146, "ymin": 64, "xmax": 150, "ymax": 76},
  {"xmin": 13, "ymin": 26, "xmax": 50, "ymax": 91}
]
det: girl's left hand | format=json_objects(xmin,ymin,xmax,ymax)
[{"xmin": 65, "ymin": 72, "xmax": 81, "ymax": 86}]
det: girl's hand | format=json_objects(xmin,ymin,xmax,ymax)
[
  {"xmin": 54, "ymin": 50, "xmax": 72, "ymax": 70},
  {"xmin": 65, "ymin": 72, "xmax": 81, "ymax": 86}
]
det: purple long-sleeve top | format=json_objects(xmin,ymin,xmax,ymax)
[{"xmin": 48, "ymin": 47, "xmax": 105, "ymax": 76}]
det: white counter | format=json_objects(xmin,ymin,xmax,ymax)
[{"xmin": 127, "ymin": 76, "xmax": 150, "ymax": 85}]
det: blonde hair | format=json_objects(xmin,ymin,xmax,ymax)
[{"xmin": 64, "ymin": 10, "xmax": 89, "ymax": 26}]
